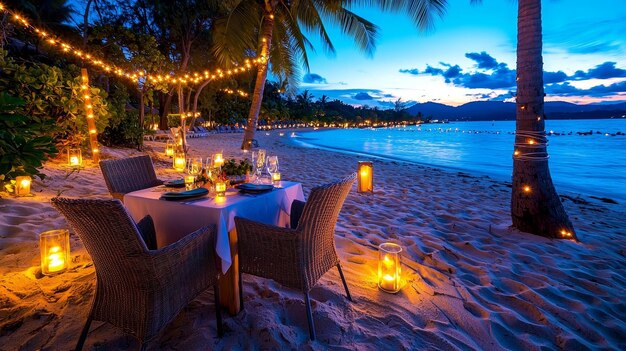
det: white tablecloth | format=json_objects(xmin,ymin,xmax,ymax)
[{"xmin": 124, "ymin": 181, "xmax": 304, "ymax": 273}]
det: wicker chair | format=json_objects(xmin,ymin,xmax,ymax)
[
  {"xmin": 234, "ymin": 173, "xmax": 356, "ymax": 340},
  {"xmin": 51, "ymin": 198, "xmax": 222, "ymax": 351},
  {"xmin": 99, "ymin": 155, "xmax": 163, "ymax": 201}
]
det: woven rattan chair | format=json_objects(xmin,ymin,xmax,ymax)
[
  {"xmin": 99, "ymin": 155, "xmax": 163, "ymax": 201},
  {"xmin": 51, "ymin": 198, "xmax": 222, "ymax": 351},
  {"xmin": 234, "ymin": 173, "xmax": 356, "ymax": 340}
]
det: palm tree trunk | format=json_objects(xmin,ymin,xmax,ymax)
[
  {"xmin": 511, "ymin": 0, "xmax": 576, "ymax": 240},
  {"xmin": 241, "ymin": 9, "xmax": 274, "ymax": 150}
]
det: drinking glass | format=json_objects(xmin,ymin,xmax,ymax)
[
  {"xmin": 255, "ymin": 149, "xmax": 266, "ymax": 182},
  {"xmin": 188, "ymin": 157, "xmax": 203, "ymax": 176},
  {"xmin": 266, "ymin": 155, "xmax": 279, "ymax": 176}
]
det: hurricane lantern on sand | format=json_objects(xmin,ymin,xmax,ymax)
[
  {"xmin": 165, "ymin": 141, "xmax": 175, "ymax": 157},
  {"xmin": 215, "ymin": 181, "xmax": 226, "ymax": 197},
  {"xmin": 357, "ymin": 161, "xmax": 373, "ymax": 193},
  {"xmin": 15, "ymin": 176, "xmax": 32, "ymax": 196},
  {"xmin": 173, "ymin": 152, "xmax": 186, "ymax": 172},
  {"xmin": 40, "ymin": 229, "xmax": 70, "ymax": 276},
  {"xmin": 378, "ymin": 243, "xmax": 402, "ymax": 293},
  {"xmin": 67, "ymin": 148, "xmax": 83, "ymax": 168}
]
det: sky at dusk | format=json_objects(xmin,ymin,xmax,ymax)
[{"xmin": 299, "ymin": 1, "xmax": 626, "ymax": 109}]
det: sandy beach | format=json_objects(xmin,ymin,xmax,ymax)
[{"xmin": 1, "ymin": 130, "xmax": 625, "ymax": 350}]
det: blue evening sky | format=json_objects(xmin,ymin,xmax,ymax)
[{"xmin": 300, "ymin": 1, "xmax": 626, "ymax": 108}]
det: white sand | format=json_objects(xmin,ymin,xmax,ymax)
[{"xmin": 1, "ymin": 131, "xmax": 625, "ymax": 350}]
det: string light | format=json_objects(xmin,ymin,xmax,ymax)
[
  {"xmin": 523, "ymin": 185, "xmax": 531, "ymax": 193},
  {"xmin": 0, "ymin": 4, "xmax": 263, "ymax": 86}
]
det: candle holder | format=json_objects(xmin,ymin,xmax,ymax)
[
  {"xmin": 215, "ymin": 181, "xmax": 226, "ymax": 197},
  {"xmin": 184, "ymin": 175, "xmax": 196, "ymax": 190},
  {"xmin": 67, "ymin": 148, "xmax": 83, "ymax": 168},
  {"xmin": 272, "ymin": 172, "xmax": 281, "ymax": 183},
  {"xmin": 173, "ymin": 152, "xmax": 186, "ymax": 172},
  {"xmin": 378, "ymin": 242, "xmax": 402, "ymax": 293},
  {"xmin": 213, "ymin": 153, "xmax": 224, "ymax": 168},
  {"xmin": 357, "ymin": 161, "xmax": 373, "ymax": 193},
  {"xmin": 15, "ymin": 176, "xmax": 32, "ymax": 196},
  {"xmin": 40, "ymin": 229, "xmax": 70, "ymax": 276},
  {"xmin": 165, "ymin": 140, "xmax": 175, "ymax": 157}
]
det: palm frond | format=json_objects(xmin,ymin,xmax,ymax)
[{"xmin": 211, "ymin": 0, "xmax": 261, "ymax": 66}]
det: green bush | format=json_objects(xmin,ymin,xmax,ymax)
[{"xmin": 0, "ymin": 93, "xmax": 57, "ymax": 181}]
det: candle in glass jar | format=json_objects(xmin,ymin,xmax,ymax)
[
  {"xmin": 272, "ymin": 172, "xmax": 281, "ymax": 182},
  {"xmin": 15, "ymin": 176, "xmax": 32, "ymax": 196},
  {"xmin": 215, "ymin": 181, "xmax": 226, "ymax": 197},
  {"xmin": 184, "ymin": 175, "xmax": 196, "ymax": 190},
  {"xmin": 173, "ymin": 153, "xmax": 186, "ymax": 171},
  {"xmin": 213, "ymin": 153, "xmax": 224, "ymax": 168},
  {"xmin": 47, "ymin": 246, "xmax": 65, "ymax": 273}
]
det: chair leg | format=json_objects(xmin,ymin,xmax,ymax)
[
  {"xmin": 213, "ymin": 284, "xmax": 224, "ymax": 337},
  {"xmin": 337, "ymin": 263, "xmax": 353, "ymax": 302},
  {"xmin": 238, "ymin": 271, "xmax": 244, "ymax": 310},
  {"xmin": 74, "ymin": 314, "xmax": 93, "ymax": 351},
  {"xmin": 304, "ymin": 291, "xmax": 316, "ymax": 341}
]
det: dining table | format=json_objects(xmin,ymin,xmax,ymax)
[{"xmin": 123, "ymin": 180, "xmax": 305, "ymax": 314}]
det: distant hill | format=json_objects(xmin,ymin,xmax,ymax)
[{"xmin": 406, "ymin": 101, "xmax": 626, "ymax": 121}]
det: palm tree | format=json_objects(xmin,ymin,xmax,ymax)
[
  {"xmin": 510, "ymin": 0, "xmax": 575, "ymax": 239},
  {"xmin": 212, "ymin": 0, "xmax": 378, "ymax": 150},
  {"xmin": 382, "ymin": 0, "xmax": 575, "ymax": 239}
]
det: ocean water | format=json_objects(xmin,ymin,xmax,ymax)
[{"xmin": 297, "ymin": 119, "xmax": 626, "ymax": 203}]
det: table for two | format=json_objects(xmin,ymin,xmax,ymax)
[{"xmin": 124, "ymin": 181, "xmax": 304, "ymax": 314}]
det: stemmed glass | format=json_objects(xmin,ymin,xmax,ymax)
[
  {"xmin": 253, "ymin": 149, "xmax": 266, "ymax": 183},
  {"xmin": 186, "ymin": 157, "xmax": 202, "ymax": 190},
  {"xmin": 266, "ymin": 155, "xmax": 279, "ymax": 178}
]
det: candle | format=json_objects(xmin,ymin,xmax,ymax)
[
  {"xmin": 213, "ymin": 153, "xmax": 224, "ymax": 168},
  {"xmin": 47, "ymin": 247, "xmax": 65, "ymax": 273},
  {"xmin": 15, "ymin": 176, "xmax": 31, "ymax": 196},
  {"xmin": 67, "ymin": 148, "xmax": 82, "ymax": 167},
  {"xmin": 184, "ymin": 175, "xmax": 196, "ymax": 190},
  {"xmin": 165, "ymin": 141, "xmax": 174, "ymax": 157},
  {"xmin": 173, "ymin": 153, "xmax": 186, "ymax": 171},
  {"xmin": 272, "ymin": 172, "xmax": 281, "ymax": 182},
  {"xmin": 70, "ymin": 156, "xmax": 79, "ymax": 165},
  {"xmin": 357, "ymin": 161, "xmax": 373, "ymax": 193},
  {"xmin": 378, "ymin": 243, "xmax": 402, "ymax": 293},
  {"xmin": 215, "ymin": 181, "xmax": 226, "ymax": 197}
]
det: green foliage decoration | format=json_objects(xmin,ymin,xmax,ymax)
[{"xmin": 0, "ymin": 93, "xmax": 57, "ymax": 182}]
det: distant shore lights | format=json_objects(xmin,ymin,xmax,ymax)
[{"xmin": 357, "ymin": 161, "xmax": 373, "ymax": 193}]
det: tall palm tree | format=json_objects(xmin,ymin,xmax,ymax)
[
  {"xmin": 510, "ymin": 0, "xmax": 575, "ymax": 239},
  {"xmin": 212, "ymin": 0, "xmax": 378, "ymax": 150},
  {"xmin": 379, "ymin": 0, "xmax": 576, "ymax": 239}
]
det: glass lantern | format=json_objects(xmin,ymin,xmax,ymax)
[
  {"xmin": 173, "ymin": 152, "xmax": 186, "ymax": 172},
  {"xmin": 378, "ymin": 242, "xmax": 402, "ymax": 293},
  {"xmin": 358, "ymin": 161, "xmax": 373, "ymax": 193},
  {"xmin": 40, "ymin": 229, "xmax": 70, "ymax": 276},
  {"xmin": 165, "ymin": 140, "xmax": 175, "ymax": 157},
  {"xmin": 68, "ymin": 148, "xmax": 83, "ymax": 168},
  {"xmin": 15, "ymin": 176, "xmax": 32, "ymax": 196},
  {"xmin": 215, "ymin": 181, "xmax": 226, "ymax": 197}
]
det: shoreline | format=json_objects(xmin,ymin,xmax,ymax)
[{"xmin": 290, "ymin": 128, "xmax": 625, "ymax": 208}]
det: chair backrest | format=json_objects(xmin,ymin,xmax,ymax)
[
  {"xmin": 297, "ymin": 173, "xmax": 356, "ymax": 246},
  {"xmin": 99, "ymin": 155, "xmax": 161, "ymax": 196},
  {"xmin": 51, "ymin": 198, "xmax": 151, "ymax": 287}
]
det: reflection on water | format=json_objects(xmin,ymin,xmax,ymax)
[{"xmin": 299, "ymin": 119, "xmax": 626, "ymax": 203}]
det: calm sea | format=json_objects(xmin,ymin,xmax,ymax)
[{"xmin": 297, "ymin": 119, "xmax": 626, "ymax": 203}]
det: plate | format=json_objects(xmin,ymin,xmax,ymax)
[
  {"xmin": 236, "ymin": 183, "xmax": 274, "ymax": 194},
  {"xmin": 160, "ymin": 187, "xmax": 209, "ymax": 201},
  {"xmin": 163, "ymin": 179, "xmax": 186, "ymax": 188}
]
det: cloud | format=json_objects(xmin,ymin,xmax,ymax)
[
  {"xmin": 546, "ymin": 80, "xmax": 626, "ymax": 96},
  {"xmin": 399, "ymin": 51, "xmax": 626, "ymax": 93},
  {"xmin": 302, "ymin": 73, "xmax": 327, "ymax": 84},
  {"xmin": 572, "ymin": 62, "xmax": 626, "ymax": 80},
  {"xmin": 465, "ymin": 51, "xmax": 498, "ymax": 70},
  {"xmin": 354, "ymin": 92, "xmax": 374, "ymax": 100}
]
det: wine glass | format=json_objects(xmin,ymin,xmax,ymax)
[
  {"xmin": 255, "ymin": 149, "xmax": 266, "ymax": 182},
  {"xmin": 266, "ymin": 155, "xmax": 279, "ymax": 177}
]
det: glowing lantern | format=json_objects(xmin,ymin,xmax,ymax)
[
  {"xmin": 68, "ymin": 148, "xmax": 83, "ymax": 168},
  {"xmin": 165, "ymin": 141, "xmax": 175, "ymax": 157},
  {"xmin": 40, "ymin": 229, "xmax": 70, "ymax": 275},
  {"xmin": 213, "ymin": 153, "xmax": 224, "ymax": 168},
  {"xmin": 357, "ymin": 161, "xmax": 373, "ymax": 193},
  {"xmin": 184, "ymin": 175, "xmax": 196, "ymax": 190},
  {"xmin": 15, "ymin": 176, "xmax": 32, "ymax": 196},
  {"xmin": 173, "ymin": 152, "xmax": 186, "ymax": 171},
  {"xmin": 272, "ymin": 172, "xmax": 281, "ymax": 183},
  {"xmin": 378, "ymin": 243, "xmax": 402, "ymax": 293},
  {"xmin": 215, "ymin": 181, "xmax": 226, "ymax": 197}
]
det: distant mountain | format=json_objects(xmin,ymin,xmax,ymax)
[{"xmin": 406, "ymin": 101, "xmax": 626, "ymax": 121}]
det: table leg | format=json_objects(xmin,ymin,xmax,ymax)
[{"xmin": 218, "ymin": 228, "xmax": 241, "ymax": 315}]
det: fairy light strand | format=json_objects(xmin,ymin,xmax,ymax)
[{"xmin": 0, "ymin": 3, "xmax": 263, "ymax": 86}]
